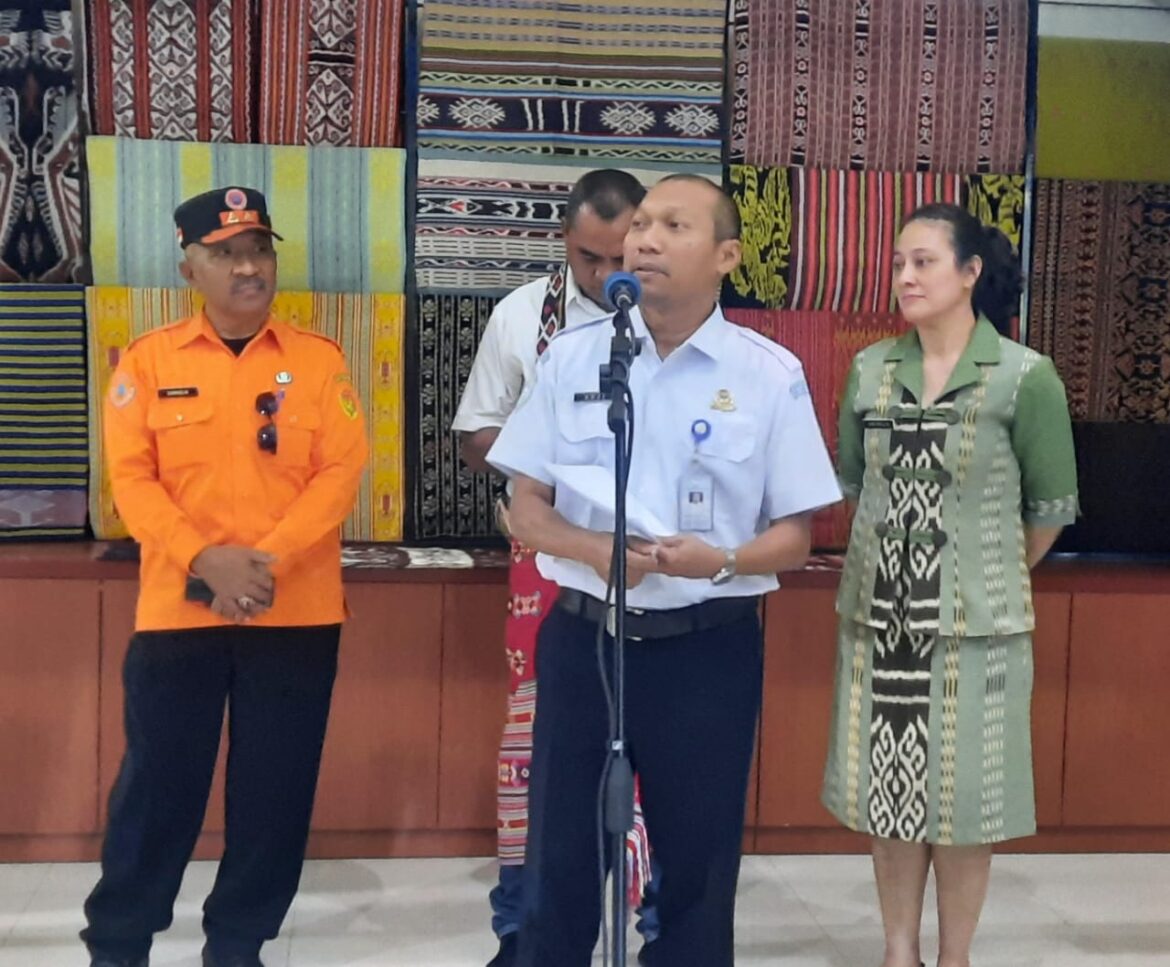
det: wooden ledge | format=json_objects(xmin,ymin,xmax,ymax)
[{"xmin": 0, "ymin": 543, "xmax": 1168, "ymax": 592}]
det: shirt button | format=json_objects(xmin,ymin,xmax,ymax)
[{"xmin": 176, "ymin": 414, "xmax": 184, "ymax": 422}]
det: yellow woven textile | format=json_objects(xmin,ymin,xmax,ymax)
[
  {"xmin": 1037, "ymin": 39, "xmax": 1170, "ymax": 182},
  {"xmin": 87, "ymin": 287, "xmax": 404, "ymax": 541}
]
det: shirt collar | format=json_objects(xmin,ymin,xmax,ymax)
[
  {"xmin": 563, "ymin": 267, "xmax": 608, "ymax": 320},
  {"xmin": 174, "ymin": 309, "xmax": 288, "ymax": 351},
  {"xmin": 629, "ymin": 302, "xmax": 730, "ymax": 361},
  {"xmin": 884, "ymin": 315, "xmax": 1002, "ymax": 400}
]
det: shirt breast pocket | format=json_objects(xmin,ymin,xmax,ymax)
[
  {"xmin": 697, "ymin": 414, "xmax": 756, "ymax": 465},
  {"xmin": 147, "ymin": 398, "xmax": 215, "ymax": 471},
  {"xmin": 556, "ymin": 402, "xmax": 612, "ymax": 465},
  {"xmin": 273, "ymin": 406, "xmax": 321, "ymax": 468},
  {"xmin": 694, "ymin": 414, "xmax": 758, "ymax": 528}
]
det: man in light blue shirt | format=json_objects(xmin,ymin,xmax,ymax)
[{"xmin": 489, "ymin": 175, "xmax": 841, "ymax": 967}]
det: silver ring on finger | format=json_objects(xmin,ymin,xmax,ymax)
[{"xmin": 237, "ymin": 595, "xmax": 254, "ymax": 609}]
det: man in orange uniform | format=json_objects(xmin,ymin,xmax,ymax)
[{"xmin": 81, "ymin": 188, "xmax": 368, "ymax": 967}]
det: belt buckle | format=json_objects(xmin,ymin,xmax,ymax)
[{"xmin": 606, "ymin": 605, "xmax": 644, "ymax": 641}]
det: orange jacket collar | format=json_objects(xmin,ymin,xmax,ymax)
[{"xmin": 173, "ymin": 310, "xmax": 291, "ymax": 351}]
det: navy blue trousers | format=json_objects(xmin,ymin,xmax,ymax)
[
  {"xmin": 82, "ymin": 624, "xmax": 340, "ymax": 961},
  {"xmin": 518, "ymin": 605, "xmax": 763, "ymax": 967}
]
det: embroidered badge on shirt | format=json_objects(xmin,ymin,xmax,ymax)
[
  {"xmin": 710, "ymin": 389, "xmax": 736, "ymax": 412},
  {"xmin": 109, "ymin": 378, "xmax": 136, "ymax": 408},
  {"xmin": 338, "ymin": 387, "xmax": 359, "ymax": 420}
]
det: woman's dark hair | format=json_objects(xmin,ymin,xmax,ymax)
[{"xmin": 903, "ymin": 203, "xmax": 1022, "ymax": 335}]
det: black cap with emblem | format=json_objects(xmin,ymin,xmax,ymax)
[{"xmin": 174, "ymin": 186, "xmax": 284, "ymax": 248}]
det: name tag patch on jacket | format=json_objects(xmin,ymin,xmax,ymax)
[{"xmin": 157, "ymin": 386, "xmax": 199, "ymax": 399}]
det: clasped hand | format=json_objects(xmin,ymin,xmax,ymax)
[
  {"xmin": 588, "ymin": 533, "xmax": 727, "ymax": 588},
  {"xmin": 191, "ymin": 545, "xmax": 277, "ymax": 623}
]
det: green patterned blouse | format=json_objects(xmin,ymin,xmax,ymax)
[{"xmin": 835, "ymin": 318, "xmax": 1079, "ymax": 638}]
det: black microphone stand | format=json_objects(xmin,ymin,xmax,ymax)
[{"xmin": 598, "ymin": 298, "xmax": 637, "ymax": 967}]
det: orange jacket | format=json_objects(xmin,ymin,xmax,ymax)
[{"xmin": 104, "ymin": 311, "xmax": 369, "ymax": 631}]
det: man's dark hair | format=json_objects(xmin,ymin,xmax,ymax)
[
  {"xmin": 657, "ymin": 173, "xmax": 741, "ymax": 242},
  {"xmin": 564, "ymin": 169, "xmax": 646, "ymax": 227}
]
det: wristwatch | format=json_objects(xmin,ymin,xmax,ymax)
[{"xmin": 711, "ymin": 548, "xmax": 737, "ymax": 586}]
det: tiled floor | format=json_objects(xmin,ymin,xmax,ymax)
[{"xmin": 1, "ymin": 854, "xmax": 1167, "ymax": 965}]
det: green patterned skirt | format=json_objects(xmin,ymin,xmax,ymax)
[{"xmin": 821, "ymin": 618, "xmax": 1036, "ymax": 846}]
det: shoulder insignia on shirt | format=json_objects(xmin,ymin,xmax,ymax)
[
  {"xmin": 296, "ymin": 328, "xmax": 343, "ymax": 351},
  {"xmin": 732, "ymin": 326, "xmax": 803, "ymax": 373},
  {"xmin": 338, "ymin": 386, "xmax": 360, "ymax": 420},
  {"xmin": 789, "ymin": 379, "xmax": 810, "ymax": 400},
  {"xmin": 124, "ymin": 317, "xmax": 187, "ymax": 353},
  {"xmin": 109, "ymin": 377, "xmax": 136, "ymax": 408}
]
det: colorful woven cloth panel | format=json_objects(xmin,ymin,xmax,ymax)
[
  {"xmin": 415, "ymin": 156, "xmax": 716, "ymax": 293},
  {"xmin": 0, "ymin": 285, "xmax": 88, "ymax": 539},
  {"xmin": 788, "ymin": 168, "xmax": 965, "ymax": 313},
  {"xmin": 725, "ymin": 309, "xmax": 908, "ymax": 549},
  {"xmin": 86, "ymin": 287, "xmax": 405, "ymax": 540},
  {"xmin": 722, "ymin": 164, "xmax": 794, "ymax": 310},
  {"xmin": 728, "ymin": 0, "xmax": 1029, "ymax": 173},
  {"xmin": 86, "ymin": 137, "xmax": 406, "ymax": 293},
  {"xmin": 409, "ymin": 291, "xmax": 505, "ymax": 540},
  {"xmin": 1029, "ymin": 180, "xmax": 1170, "ymax": 424},
  {"xmin": 416, "ymin": 0, "xmax": 725, "ymax": 164},
  {"xmin": 259, "ymin": 0, "xmax": 404, "ymax": 147},
  {"xmin": 81, "ymin": 0, "xmax": 255, "ymax": 142},
  {"xmin": 723, "ymin": 165, "xmax": 965, "ymax": 312},
  {"xmin": 1037, "ymin": 39, "xmax": 1170, "ymax": 183},
  {"xmin": 964, "ymin": 173, "xmax": 1026, "ymax": 252},
  {"xmin": 0, "ymin": 3, "xmax": 83, "ymax": 282}
]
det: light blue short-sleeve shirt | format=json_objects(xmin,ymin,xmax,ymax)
[{"xmin": 488, "ymin": 305, "xmax": 842, "ymax": 609}]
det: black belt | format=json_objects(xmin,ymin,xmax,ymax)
[{"xmin": 556, "ymin": 588, "xmax": 759, "ymax": 641}]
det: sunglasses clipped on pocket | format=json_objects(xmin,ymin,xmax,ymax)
[{"xmin": 256, "ymin": 391, "xmax": 279, "ymax": 454}]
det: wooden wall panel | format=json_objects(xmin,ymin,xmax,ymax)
[
  {"xmin": 0, "ymin": 563, "xmax": 1162, "ymax": 858},
  {"xmin": 438, "ymin": 584, "xmax": 510, "ymax": 830},
  {"xmin": 1064, "ymin": 594, "xmax": 1170, "ymax": 826},
  {"xmin": 0, "ymin": 580, "xmax": 100, "ymax": 834},
  {"xmin": 757, "ymin": 588, "xmax": 839, "ymax": 828},
  {"xmin": 312, "ymin": 583, "xmax": 443, "ymax": 830},
  {"xmin": 1032, "ymin": 593, "xmax": 1071, "ymax": 828},
  {"xmin": 101, "ymin": 582, "xmax": 444, "ymax": 835}
]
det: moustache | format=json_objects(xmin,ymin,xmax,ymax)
[{"xmin": 232, "ymin": 279, "xmax": 268, "ymax": 295}]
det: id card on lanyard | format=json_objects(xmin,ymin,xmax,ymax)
[{"xmin": 679, "ymin": 418, "xmax": 714, "ymax": 532}]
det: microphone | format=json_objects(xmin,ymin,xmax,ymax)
[{"xmin": 603, "ymin": 271, "xmax": 641, "ymax": 313}]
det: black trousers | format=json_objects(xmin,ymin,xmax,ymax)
[
  {"xmin": 82, "ymin": 623, "xmax": 340, "ymax": 961},
  {"xmin": 518, "ymin": 606, "xmax": 763, "ymax": 967}
]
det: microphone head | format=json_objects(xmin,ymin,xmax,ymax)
[{"xmin": 603, "ymin": 271, "xmax": 642, "ymax": 310}]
